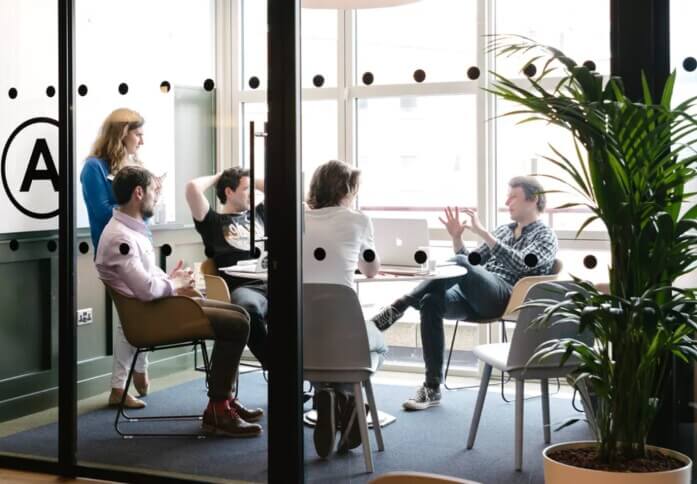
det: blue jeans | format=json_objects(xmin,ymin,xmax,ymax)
[{"xmin": 406, "ymin": 255, "xmax": 512, "ymax": 387}]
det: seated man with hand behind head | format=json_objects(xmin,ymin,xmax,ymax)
[
  {"xmin": 95, "ymin": 165, "xmax": 263, "ymax": 437},
  {"xmin": 185, "ymin": 168, "xmax": 268, "ymax": 371}
]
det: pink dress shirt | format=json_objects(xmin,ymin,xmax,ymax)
[{"xmin": 95, "ymin": 209, "xmax": 174, "ymax": 301}]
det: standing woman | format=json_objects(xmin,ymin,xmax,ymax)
[{"xmin": 80, "ymin": 108, "xmax": 150, "ymax": 409}]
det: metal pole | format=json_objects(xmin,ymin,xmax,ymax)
[
  {"xmin": 267, "ymin": 0, "xmax": 303, "ymax": 482},
  {"xmin": 58, "ymin": 0, "xmax": 77, "ymax": 476},
  {"xmin": 250, "ymin": 120, "xmax": 256, "ymax": 257}
]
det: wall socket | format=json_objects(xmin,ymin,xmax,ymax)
[{"xmin": 77, "ymin": 308, "xmax": 93, "ymax": 326}]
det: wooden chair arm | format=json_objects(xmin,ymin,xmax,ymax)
[
  {"xmin": 204, "ymin": 274, "xmax": 231, "ymax": 303},
  {"xmin": 502, "ymin": 273, "xmax": 559, "ymax": 319}
]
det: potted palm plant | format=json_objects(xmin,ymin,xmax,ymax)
[{"xmin": 489, "ymin": 35, "xmax": 697, "ymax": 483}]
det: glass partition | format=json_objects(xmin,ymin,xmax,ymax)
[
  {"xmin": 70, "ymin": 0, "xmax": 267, "ymax": 480},
  {"xmin": 0, "ymin": 0, "xmax": 60, "ymax": 463}
]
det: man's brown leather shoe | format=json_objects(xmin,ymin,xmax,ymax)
[
  {"xmin": 108, "ymin": 390, "xmax": 146, "ymax": 409},
  {"xmin": 133, "ymin": 371, "xmax": 150, "ymax": 397},
  {"xmin": 202, "ymin": 407, "xmax": 262, "ymax": 438},
  {"xmin": 230, "ymin": 398, "xmax": 264, "ymax": 423}
]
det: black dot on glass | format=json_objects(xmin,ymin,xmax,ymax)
[
  {"xmin": 524, "ymin": 253, "xmax": 538, "ymax": 268},
  {"xmin": 8, "ymin": 88, "xmax": 17, "ymax": 99},
  {"xmin": 160, "ymin": 81, "xmax": 171, "ymax": 93},
  {"xmin": 78, "ymin": 84, "xmax": 88, "ymax": 96},
  {"xmin": 46, "ymin": 86, "xmax": 56, "ymax": 98},
  {"xmin": 414, "ymin": 250, "xmax": 428, "ymax": 264},
  {"xmin": 312, "ymin": 74, "xmax": 325, "ymax": 87},
  {"xmin": 523, "ymin": 63, "xmax": 537, "ymax": 77},
  {"xmin": 203, "ymin": 79, "xmax": 215, "ymax": 91},
  {"xmin": 467, "ymin": 66, "xmax": 480, "ymax": 80},
  {"xmin": 683, "ymin": 57, "xmax": 697, "ymax": 72},
  {"xmin": 362, "ymin": 72, "xmax": 374, "ymax": 85},
  {"xmin": 468, "ymin": 252, "xmax": 481, "ymax": 265},
  {"xmin": 119, "ymin": 243, "xmax": 130, "ymax": 255},
  {"xmin": 413, "ymin": 69, "xmax": 426, "ymax": 83},
  {"xmin": 79, "ymin": 242, "xmax": 89, "ymax": 254},
  {"xmin": 205, "ymin": 246, "xmax": 215, "ymax": 258},
  {"xmin": 118, "ymin": 83, "xmax": 128, "ymax": 95},
  {"xmin": 9, "ymin": 239, "xmax": 19, "ymax": 251},
  {"xmin": 363, "ymin": 249, "xmax": 376, "ymax": 263},
  {"xmin": 47, "ymin": 240, "xmax": 57, "ymax": 252},
  {"xmin": 314, "ymin": 248, "xmax": 326, "ymax": 261},
  {"xmin": 582, "ymin": 60, "xmax": 597, "ymax": 71},
  {"xmin": 583, "ymin": 254, "xmax": 598, "ymax": 269},
  {"xmin": 248, "ymin": 76, "xmax": 260, "ymax": 89},
  {"xmin": 252, "ymin": 247, "xmax": 262, "ymax": 259},
  {"xmin": 161, "ymin": 244, "xmax": 172, "ymax": 257}
]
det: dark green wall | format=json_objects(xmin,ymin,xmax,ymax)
[{"xmin": 0, "ymin": 229, "xmax": 210, "ymax": 422}]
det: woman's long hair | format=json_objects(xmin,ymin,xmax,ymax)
[
  {"xmin": 306, "ymin": 160, "xmax": 360, "ymax": 209},
  {"xmin": 89, "ymin": 108, "xmax": 144, "ymax": 175}
]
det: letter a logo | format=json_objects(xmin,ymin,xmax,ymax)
[{"xmin": 20, "ymin": 138, "xmax": 59, "ymax": 192}]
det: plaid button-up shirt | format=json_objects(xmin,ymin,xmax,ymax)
[{"xmin": 459, "ymin": 219, "xmax": 558, "ymax": 286}]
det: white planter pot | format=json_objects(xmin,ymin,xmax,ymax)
[{"xmin": 543, "ymin": 441, "xmax": 692, "ymax": 484}]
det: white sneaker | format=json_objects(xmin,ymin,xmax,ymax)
[{"xmin": 402, "ymin": 384, "xmax": 441, "ymax": 411}]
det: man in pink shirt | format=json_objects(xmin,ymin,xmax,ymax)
[{"xmin": 96, "ymin": 165, "xmax": 263, "ymax": 437}]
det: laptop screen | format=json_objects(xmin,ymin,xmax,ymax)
[{"xmin": 372, "ymin": 218, "xmax": 430, "ymax": 267}]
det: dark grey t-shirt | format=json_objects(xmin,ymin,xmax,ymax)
[{"xmin": 193, "ymin": 205, "xmax": 265, "ymax": 289}]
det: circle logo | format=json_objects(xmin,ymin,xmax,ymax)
[{"xmin": 1, "ymin": 117, "xmax": 59, "ymax": 219}]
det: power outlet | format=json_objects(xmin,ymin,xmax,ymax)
[{"xmin": 77, "ymin": 308, "xmax": 93, "ymax": 326}]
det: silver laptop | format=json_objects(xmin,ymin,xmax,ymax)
[{"xmin": 372, "ymin": 218, "xmax": 430, "ymax": 274}]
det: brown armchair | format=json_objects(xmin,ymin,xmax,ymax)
[
  {"xmin": 201, "ymin": 258, "xmax": 231, "ymax": 303},
  {"xmin": 106, "ymin": 285, "xmax": 212, "ymax": 438}
]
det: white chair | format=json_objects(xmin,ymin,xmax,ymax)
[
  {"xmin": 303, "ymin": 283, "xmax": 385, "ymax": 473},
  {"xmin": 444, "ymin": 258, "xmax": 564, "ymax": 392},
  {"xmin": 466, "ymin": 280, "xmax": 590, "ymax": 471}
]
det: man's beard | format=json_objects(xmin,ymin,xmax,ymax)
[{"xmin": 142, "ymin": 206, "xmax": 154, "ymax": 219}]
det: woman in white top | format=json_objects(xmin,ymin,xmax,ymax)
[{"xmin": 303, "ymin": 160, "xmax": 387, "ymax": 458}]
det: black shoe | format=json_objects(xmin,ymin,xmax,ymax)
[
  {"xmin": 313, "ymin": 389, "xmax": 336, "ymax": 459},
  {"xmin": 337, "ymin": 395, "xmax": 363, "ymax": 453},
  {"xmin": 371, "ymin": 305, "xmax": 405, "ymax": 331}
]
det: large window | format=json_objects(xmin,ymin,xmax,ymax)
[
  {"xmin": 237, "ymin": 0, "xmax": 612, "ymax": 374},
  {"xmin": 493, "ymin": 0, "xmax": 611, "ymax": 235}
]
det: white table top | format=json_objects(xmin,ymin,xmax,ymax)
[{"xmin": 219, "ymin": 263, "xmax": 467, "ymax": 283}]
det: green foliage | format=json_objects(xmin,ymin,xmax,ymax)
[{"xmin": 489, "ymin": 35, "xmax": 697, "ymax": 464}]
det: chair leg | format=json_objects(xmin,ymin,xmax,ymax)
[
  {"xmin": 364, "ymin": 379, "xmax": 384, "ymax": 451},
  {"xmin": 200, "ymin": 341, "xmax": 211, "ymax": 389},
  {"xmin": 515, "ymin": 378, "xmax": 524, "ymax": 471},
  {"xmin": 115, "ymin": 344, "xmax": 207, "ymax": 438},
  {"xmin": 541, "ymin": 378, "xmax": 551, "ymax": 444},
  {"xmin": 354, "ymin": 382, "xmax": 374, "ymax": 473},
  {"xmin": 466, "ymin": 363, "xmax": 492, "ymax": 449},
  {"xmin": 114, "ymin": 350, "xmax": 140, "ymax": 437}
]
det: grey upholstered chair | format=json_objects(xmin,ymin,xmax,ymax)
[
  {"xmin": 303, "ymin": 283, "xmax": 385, "ymax": 473},
  {"xmin": 444, "ymin": 258, "xmax": 564, "ymax": 391},
  {"xmin": 465, "ymin": 280, "xmax": 591, "ymax": 471}
]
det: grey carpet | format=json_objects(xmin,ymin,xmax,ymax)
[{"xmin": 0, "ymin": 372, "xmax": 592, "ymax": 483}]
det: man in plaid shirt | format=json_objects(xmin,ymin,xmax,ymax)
[{"xmin": 371, "ymin": 176, "xmax": 558, "ymax": 410}]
